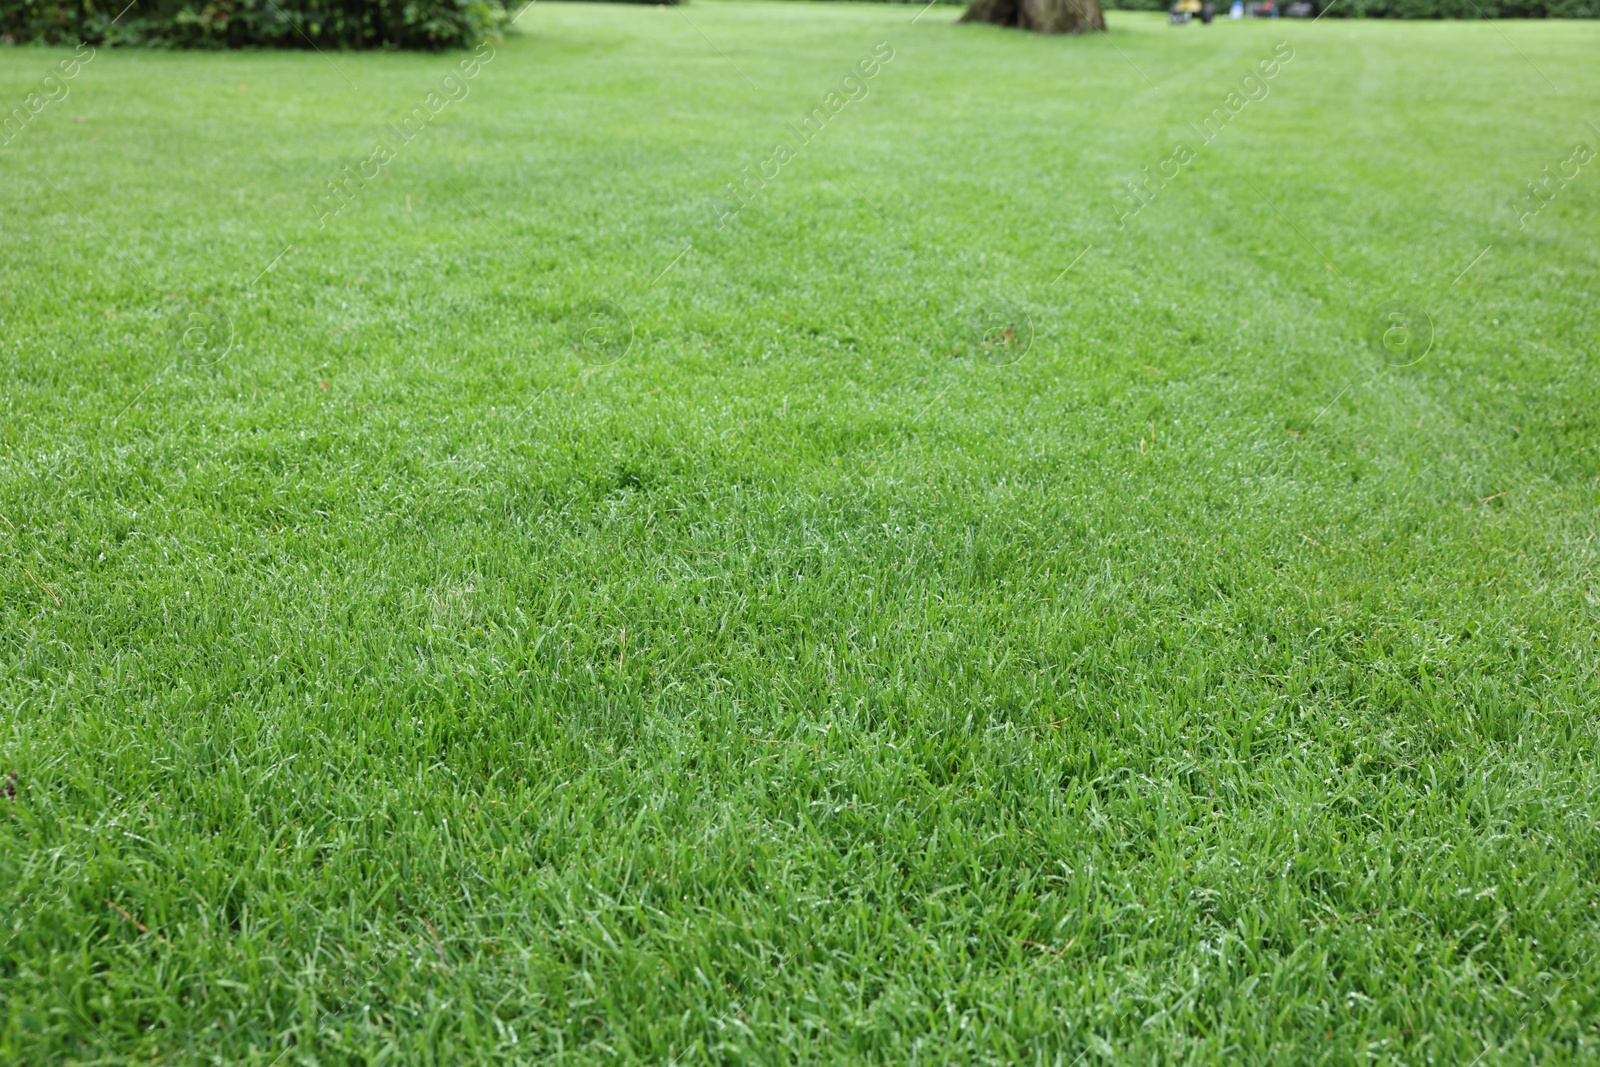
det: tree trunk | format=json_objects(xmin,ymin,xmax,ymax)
[{"xmin": 959, "ymin": 0, "xmax": 1105, "ymax": 34}]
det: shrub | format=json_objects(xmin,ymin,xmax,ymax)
[
  {"xmin": 0, "ymin": 0, "xmax": 508, "ymax": 49},
  {"xmin": 1101, "ymin": 0, "xmax": 1599, "ymax": 12},
  {"xmin": 747, "ymin": 0, "xmax": 1595, "ymax": 10},
  {"xmin": 1318, "ymin": 0, "xmax": 1600, "ymax": 15}
]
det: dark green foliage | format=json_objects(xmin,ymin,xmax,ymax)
[
  {"xmin": 0, "ymin": 0, "xmax": 507, "ymax": 49},
  {"xmin": 1103, "ymin": 0, "xmax": 1599, "ymax": 13},
  {"xmin": 1318, "ymin": 0, "xmax": 1600, "ymax": 16},
  {"xmin": 785, "ymin": 0, "xmax": 967, "ymax": 5},
  {"xmin": 811, "ymin": 0, "xmax": 1600, "ymax": 13}
]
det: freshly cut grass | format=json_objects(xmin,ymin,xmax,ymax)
[{"xmin": 2, "ymin": 5, "xmax": 1598, "ymax": 1063}]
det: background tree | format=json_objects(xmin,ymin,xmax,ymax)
[{"xmin": 959, "ymin": 0, "xmax": 1105, "ymax": 33}]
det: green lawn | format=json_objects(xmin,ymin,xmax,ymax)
[{"xmin": 3, "ymin": 3, "xmax": 1599, "ymax": 1062}]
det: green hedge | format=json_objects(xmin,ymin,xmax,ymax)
[
  {"xmin": 1102, "ymin": 0, "xmax": 1599, "ymax": 11},
  {"xmin": 0, "ymin": 0, "xmax": 508, "ymax": 49},
  {"xmin": 1313, "ymin": 0, "xmax": 1600, "ymax": 15},
  {"xmin": 741, "ymin": 0, "xmax": 1598, "ymax": 12}
]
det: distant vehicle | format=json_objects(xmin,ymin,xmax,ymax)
[
  {"xmin": 1284, "ymin": 0, "xmax": 1316, "ymax": 14},
  {"xmin": 1169, "ymin": 0, "xmax": 1200, "ymax": 22},
  {"xmin": 1245, "ymin": 0, "xmax": 1278, "ymax": 14}
]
